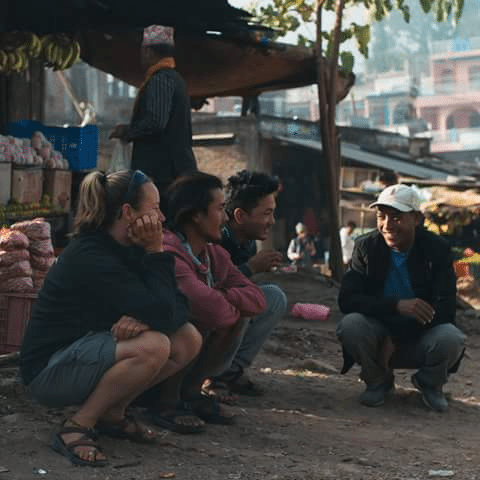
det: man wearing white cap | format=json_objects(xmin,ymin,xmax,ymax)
[
  {"xmin": 337, "ymin": 184, "xmax": 465, "ymax": 412},
  {"xmin": 111, "ymin": 25, "xmax": 197, "ymax": 195}
]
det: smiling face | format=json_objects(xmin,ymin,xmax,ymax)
[
  {"xmin": 376, "ymin": 205, "xmax": 420, "ymax": 252},
  {"xmin": 234, "ymin": 193, "xmax": 276, "ymax": 241},
  {"xmin": 193, "ymin": 188, "xmax": 227, "ymax": 243}
]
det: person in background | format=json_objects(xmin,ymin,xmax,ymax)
[
  {"xmin": 379, "ymin": 171, "xmax": 398, "ymax": 189},
  {"xmin": 159, "ymin": 172, "xmax": 267, "ymax": 425},
  {"xmin": 287, "ymin": 222, "xmax": 316, "ymax": 267},
  {"xmin": 201, "ymin": 170, "xmax": 287, "ymax": 400},
  {"xmin": 337, "ymin": 184, "xmax": 465, "ymax": 412},
  {"xmin": 20, "ymin": 170, "xmax": 202, "ymax": 466},
  {"xmin": 339, "ymin": 220, "xmax": 356, "ymax": 268},
  {"xmin": 110, "ymin": 25, "xmax": 197, "ymax": 197}
]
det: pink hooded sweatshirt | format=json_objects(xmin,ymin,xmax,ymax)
[{"xmin": 163, "ymin": 231, "xmax": 266, "ymax": 330}]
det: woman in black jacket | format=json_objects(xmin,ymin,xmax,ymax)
[{"xmin": 20, "ymin": 169, "xmax": 202, "ymax": 466}]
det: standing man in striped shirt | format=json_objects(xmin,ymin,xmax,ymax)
[{"xmin": 111, "ymin": 25, "xmax": 197, "ymax": 197}]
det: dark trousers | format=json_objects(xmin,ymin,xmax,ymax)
[{"xmin": 336, "ymin": 313, "xmax": 465, "ymax": 387}]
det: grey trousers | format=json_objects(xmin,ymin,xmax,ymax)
[
  {"xmin": 336, "ymin": 313, "xmax": 466, "ymax": 387},
  {"xmin": 230, "ymin": 283, "xmax": 287, "ymax": 371}
]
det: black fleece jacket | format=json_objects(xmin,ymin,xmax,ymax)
[
  {"xmin": 20, "ymin": 231, "xmax": 189, "ymax": 385},
  {"xmin": 338, "ymin": 227, "xmax": 457, "ymax": 342}
]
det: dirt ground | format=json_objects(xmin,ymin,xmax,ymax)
[{"xmin": 2, "ymin": 269, "xmax": 480, "ymax": 480}]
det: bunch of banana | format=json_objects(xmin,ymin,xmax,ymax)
[
  {"xmin": 0, "ymin": 31, "xmax": 39, "ymax": 74},
  {"xmin": 41, "ymin": 35, "xmax": 81, "ymax": 71},
  {"xmin": 0, "ymin": 48, "xmax": 29, "ymax": 74},
  {"xmin": 25, "ymin": 33, "xmax": 42, "ymax": 59}
]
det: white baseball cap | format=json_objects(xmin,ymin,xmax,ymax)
[{"xmin": 369, "ymin": 184, "xmax": 421, "ymax": 212}]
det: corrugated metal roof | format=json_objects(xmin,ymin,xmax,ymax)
[{"xmin": 269, "ymin": 135, "xmax": 450, "ymax": 180}]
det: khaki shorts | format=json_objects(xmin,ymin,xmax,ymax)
[{"xmin": 29, "ymin": 331, "xmax": 116, "ymax": 408}]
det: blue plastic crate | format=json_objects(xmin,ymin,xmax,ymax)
[
  {"xmin": 6, "ymin": 121, "xmax": 98, "ymax": 171},
  {"xmin": 5, "ymin": 120, "xmax": 43, "ymax": 139},
  {"xmin": 43, "ymin": 125, "xmax": 98, "ymax": 171}
]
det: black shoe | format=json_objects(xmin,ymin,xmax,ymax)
[
  {"xmin": 213, "ymin": 368, "xmax": 264, "ymax": 397},
  {"xmin": 411, "ymin": 374, "xmax": 448, "ymax": 413},
  {"xmin": 384, "ymin": 373, "xmax": 395, "ymax": 394},
  {"xmin": 359, "ymin": 375, "xmax": 395, "ymax": 407},
  {"xmin": 359, "ymin": 383, "xmax": 386, "ymax": 407}
]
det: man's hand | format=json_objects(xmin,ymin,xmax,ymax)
[
  {"xmin": 109, "ymin": 124, "xmax": 129, "ymax": 141},
  {"xmin": 127, "ymin": 213, "xmax": 163, "ymax": 253},
  {"xmin": 397, "ymin": 298, "xmax": 435, "ymax": 326},
  {"xmin": 247, "ymin": 251, "xmax": 283, "ymax": 274},
  {"xmin": 111, "ymin": 315, "xmax": 150, "ymax": 341}
]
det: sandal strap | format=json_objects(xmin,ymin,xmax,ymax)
[
  {"xmin": 97, "ymin": 413, "xmax": 156, "ymax": 443},
  {"xmin": 186, "ymin": 394, "xmax": 221, "ymax": 414},
  {"xmin": 61, "ymin": 420, "xmax": 98, "ymax": 440},
  {"xmin": 63, "ymin": 436, "xmax": 103, "ymax": 452}
]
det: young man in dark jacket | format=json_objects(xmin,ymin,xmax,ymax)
[
  {"xmin": 204, "ymin": 170, "xmax": 287, "ymax": 398},
  {"xmin": 337, "ymin": 184, "xmax": 465, "ymax": 412}
]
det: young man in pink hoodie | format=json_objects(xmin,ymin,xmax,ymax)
[{"xmin": 145, "ymin": 172, "xmax": 266, "ymax": 428}]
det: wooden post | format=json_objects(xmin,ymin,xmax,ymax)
[{"xmin": 0, "ymin": 60, "xmax": 45, "ymax": 130}]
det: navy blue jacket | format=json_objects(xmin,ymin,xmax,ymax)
[{"xmin": 20, "ymin": 231, "xmax": 189, "ymax": 384}]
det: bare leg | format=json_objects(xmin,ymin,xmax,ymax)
[
  {"xmin": 132, "ymin": 323, "xmax": 207, "ymax": 431},
  {"xmin": 62, "ymin": 331, "xmax": 170, "ymax": 462},
  {"xmin": 182, "ymin": 319, "xmax": 249, "ymax": 399}
]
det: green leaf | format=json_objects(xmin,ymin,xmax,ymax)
[
  {"xmin": 419, "ymin": 0, "xmax": 432, "ymax": 13},
  {"xmin": 454, "ymin": 0, "xmax": 464, "ymax": 21},
  {"xmin": 340, "ymin": 51, "xmax": 355, "ymax": 71}
]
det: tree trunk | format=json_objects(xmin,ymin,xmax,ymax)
[{"xmin": 315, "ymin": 0, "xmax": 344, "ymax": 281}]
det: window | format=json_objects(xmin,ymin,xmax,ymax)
[
  {"xmin": 106, "ymin": 74, "xmax": 114, "ymax": 96},
  {"xmin": 392, "ymin": 102, "xmax": 411, "ymax": 125},
  {"xmin": 447, "ymin": 114, "xmax": 455, "ymax": 129},
  {"xmin": 370, "ymin": 105, "xmax": 385, "ymax": 126},
  {"xmin": 470, "ymin": 111, "xmax": 480, "ymax": 128},
  {"xmin": 469, "ymin": 66, "xmax": 480, "ymax": 90},
  {"xmin": 437, "ymin": 69, "xmax": 454, "ymax": 94}
]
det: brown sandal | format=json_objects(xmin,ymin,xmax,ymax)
[
  {"xmin": 201, "ymin": 379, "xmax": 239, "ymax": 405},
  {"xmin": 51, "ymin": 420, "xmax": 107, "ymax": 467},
  {"xmin": 96, "ymin": 413, "xmax": 157, "ymax": 444}
]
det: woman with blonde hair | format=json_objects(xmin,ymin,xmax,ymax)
[{"xmin": 20, "ymin": 169, "xmax": 202, "ymax": 466}]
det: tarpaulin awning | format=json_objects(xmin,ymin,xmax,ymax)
[
  {"xmin": 421, "ymin": 187, "xmax": 480, "ymax": 211},
  {"xmin": 79, "ymin": 31, "xmax": 321, "ymax": 100}
]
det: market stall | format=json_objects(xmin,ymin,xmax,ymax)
[
  {"xmin": 0, "ymin": 1, "xmax": 353, "ymax": 351},
  {"xmin": 420, "ymin": 185, "xmax": 480, "ymax": 309}
]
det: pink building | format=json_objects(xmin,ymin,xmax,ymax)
[{"xmin": 415, "ymin": 45, "xmax": 480, "ymax": 153}]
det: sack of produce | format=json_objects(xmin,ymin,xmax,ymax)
[
  {"xmin": 0, "ymin": 276, "xmax": 34, "ymax": 293},
  {"xmin": 0, "ymin": 260, "xmax": 33, "ymax": 280},
  {"xmin": 11, "ymin": 218, "xmax": 51, "ymax": 241},
  {"xmin": 0, "ymin": 249, "xmax": 30, "ymax": 267},
  {"xmin": 29, "ymin": 239, "xmax": 54, "ymax": 257},
  {"xmin": 0, "ymin": 228, "xmax": 29, "ymax": 250},
  {"xmin": 31, "ymin": 254, "xmax": 55, "ymax": 271}
]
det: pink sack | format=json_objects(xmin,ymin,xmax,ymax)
[{"xmin": 291, "ymin": 303, "xmax": 331, "ymax": 321}]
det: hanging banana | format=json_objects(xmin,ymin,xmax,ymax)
[{"xmin": 0, "ymin": 32, "xmax": 81, "ymax": 74}]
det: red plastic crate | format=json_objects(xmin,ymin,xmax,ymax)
[{"xmin": 0, "ymin": 293, "xmax": 37, "ymax": 354}]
